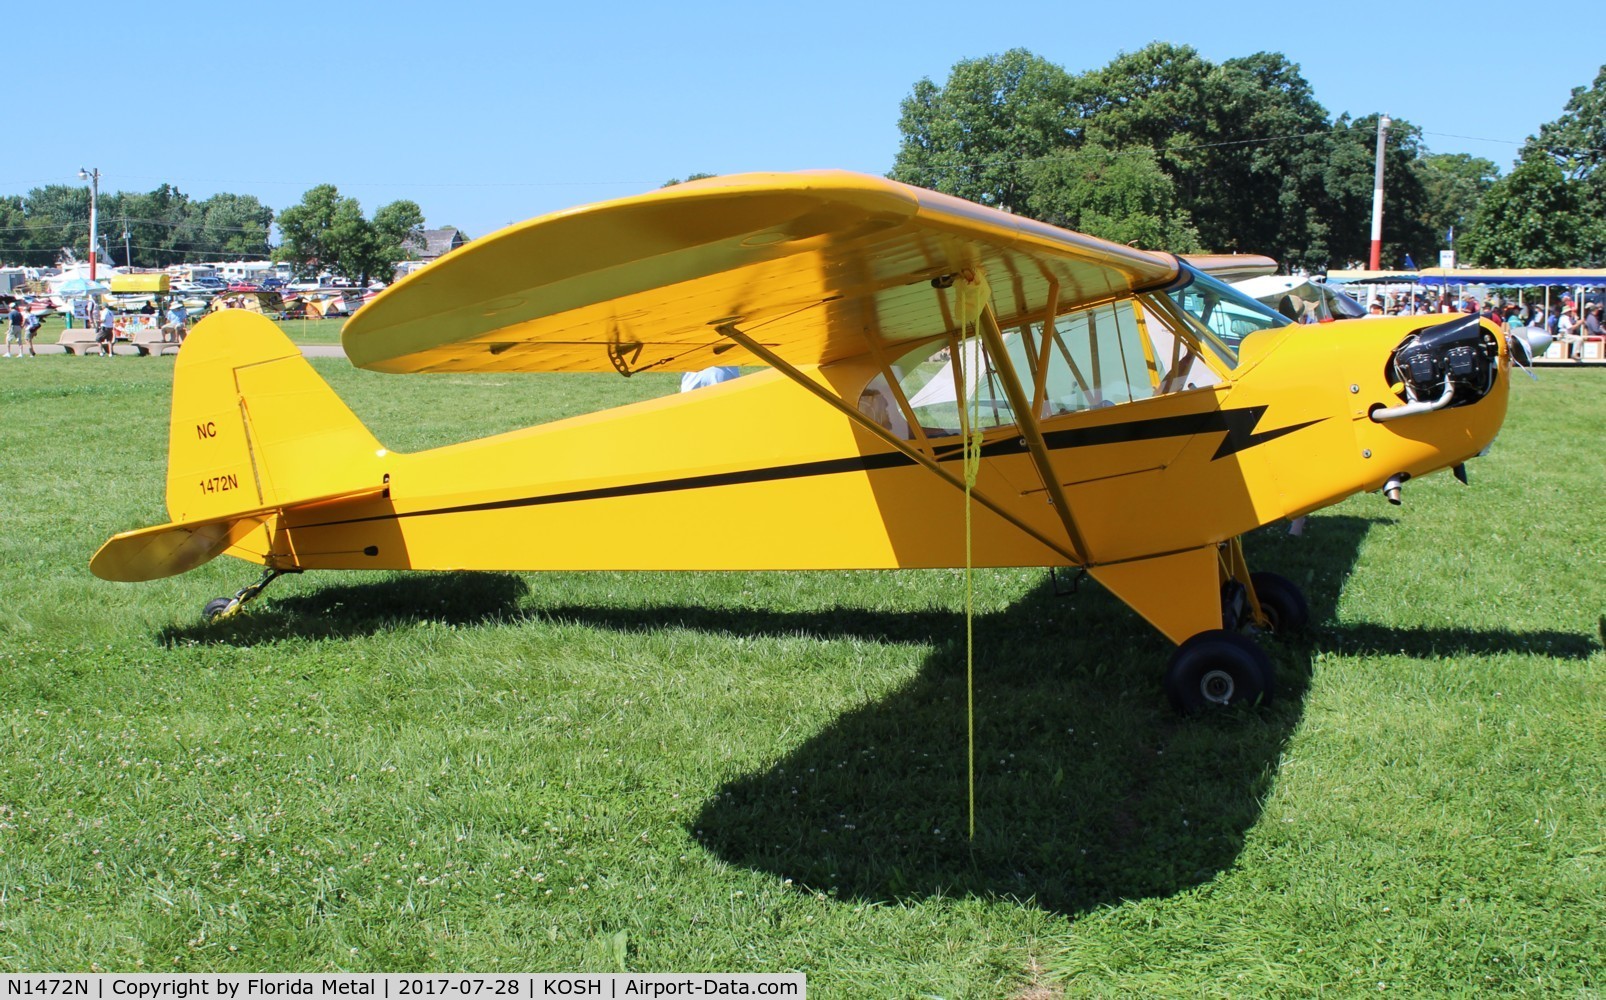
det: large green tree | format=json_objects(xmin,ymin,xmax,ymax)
[
  {"xmin": 1, "ymin": 183, "xmax": 271, "ymax": 268},
  {"xmin": 0, "ymin": 195, "xmax": 28, "ymax": 265},
  {"xmin": 12, "ymin": 185, "xmax": 91, "ymax": 266},
  {"xmin": 1457, "ymin": 64, "xmax": 1606, "ymax": 267},
  {"xmin": 1527, "ymin": 63, "xmax": 1606, "ymax": 186},
  {"xmin": 1459, "ymin": 154, "xmax": 1593, "ymax": 267},
  {"xmin": 110, "ymin": 184, "xmax": 200, "ymax": 266},
  {"xmin": 889, "ymin": 45, "xmax": 1437, "ymax": 271},
  {"xmin": 891, "ymin": 48, "xmax": 1078, "ymax": 209},
  {"xmin": 1414, "ymin": 153, "xmax": 1500, "ymax": 257},
  {"xmin": 1024, "ymin": 145, "xmax": 1200, "ymax": 250},
  {"xmin": 277, "ymin": 186, "xmax": 423, "ymax": 286},
  {"xmin": 196, "ymin": 193, "xmax": 274, "ymax": 259},
  {"xmin": 1513, "ymin": 63, "xmax": 1606, "ymax": 264}
]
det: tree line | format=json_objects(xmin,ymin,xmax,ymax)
[
  {"xmin": 891, "ymin": 46, "xmax": 1606, "ymax": 271},
  {"xmin": 0, "ymin": 184, "xmax": 427, "ymax": 287},
  {"xmin": 0, "ymin": 185, "xmax": 275, "ymax": 269},
  {"xmin": 6, "ymin": 48, "xmax": 1601, "ymax": 280}
]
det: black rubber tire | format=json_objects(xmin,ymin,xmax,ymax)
[
  {"xmin": 1249, "ymin": 571, "xmax": 1309, "ymax": 634},
  {"xmin": 202, "ymin": 597, "xmax": 234, "ymax": 621},
  {"xmin": 1165, "ymin": 629, "xmax": 1275, "ymax": 712}
]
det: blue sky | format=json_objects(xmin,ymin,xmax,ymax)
[{"xmin": 11, "ymin": 0, "xmax": 1602, "ymax": 243}]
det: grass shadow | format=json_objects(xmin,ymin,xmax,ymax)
[
  {"xmin": 157, "ymin": 571, "xmax": 529, "ymax": 646},
  {"xmin": 534, "ymin": 514, "xmax": 1595, "ymax": 915},
  {"xmin": 690, "ymin": 597, "xmax": 1291, "ymax": 915},
  {"xmin": 148, "ymin": 514, "xmax": 1596, "ymax": 915}
]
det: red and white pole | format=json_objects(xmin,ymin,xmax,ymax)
[
  {"xmin": 1368, "ymin": 116, "xmax": 1391, "ymax": 271},
  {"xmin": 79, "ymin": 167, "xmax": 100, "ymax": 281}
]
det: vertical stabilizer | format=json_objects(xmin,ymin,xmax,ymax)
[{"xmin": 164, "ymin": 311, "xmax": 385, "ymax": 524}]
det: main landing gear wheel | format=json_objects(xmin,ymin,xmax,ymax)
[
  {"xmin": 1165, "ymin": 629, "xmax": 1275, "ymax": 712},
  {"xmin": 1249, "ymin": 571, "xmax": 1309, "ymax": 634}
]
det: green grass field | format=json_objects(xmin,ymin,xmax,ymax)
[{"xmin": 0, "ymin": 353, "xmax": 1600, "ymax": 995}]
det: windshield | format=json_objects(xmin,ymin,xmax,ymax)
[{"xmin": 1164, "ymin": 264, "xmax": 1291, "ymax": 366}]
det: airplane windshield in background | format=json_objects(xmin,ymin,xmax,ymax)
[{"xmin": 1165, "ymin": 264, "xmax": 1291, "ymax": 365}]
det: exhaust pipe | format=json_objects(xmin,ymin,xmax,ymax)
[
  {"xmin": 1383, "ymin": 473, "xmax": 1408, "ymax": 505},
  {"xmin": 1371, "ymin": 380, "xmax": 1455, "ymax": 422}
]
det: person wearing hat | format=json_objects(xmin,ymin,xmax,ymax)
[
  {"xmin": 1366, "ymin": 300, "xmax": 1385, "ymax": 318},
  {"xmin": 3, "ymin": 299, "xmax": 24, "ymax": 358},
  {"xmin": 1557, "ymin": 306, "xmax": 1580, "ymax": 360}
]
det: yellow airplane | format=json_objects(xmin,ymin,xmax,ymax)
[{"xmin": 90, "ymin": 171, "xmax": 1536, "ymax": 711}]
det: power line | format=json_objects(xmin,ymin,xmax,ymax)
[{"xmin": 0, "ymin": 218, "xmax": 270, "ymax": 235}]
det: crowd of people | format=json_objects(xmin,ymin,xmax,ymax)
[
  {"xmin": 3, "ymin": 294, "xmax": 192, "ymax": 358},
  {"xmin": 1363, "ymin": 289, "xmax": 1603, "ymax": 359}
]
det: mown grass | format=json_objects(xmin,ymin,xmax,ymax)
[{"xmin": 0, "ymin": 355, "xmax": 1600, "ymax": 995}]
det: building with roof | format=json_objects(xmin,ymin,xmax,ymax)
[{"xmin": 404, "ymin": 228, "xmax": 470, "ymax": 262}]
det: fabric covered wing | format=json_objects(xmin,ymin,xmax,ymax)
[{"xmin": 343, "ymin": 171, "xmax": 1180, "ymax": 374}]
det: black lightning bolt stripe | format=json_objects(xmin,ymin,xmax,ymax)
[
  {"xmin": 298, "ymin": 407, "xmax": 1323, "ymax": 529},
  {"xmin": 929, "ymin": 406, "xmax": 1325, "ymax": 462}
]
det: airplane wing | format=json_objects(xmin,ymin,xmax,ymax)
[
  {"xmin": 1178, "ymin": 254, "xmax": 1279, "ymax": 282},
  {"xmin": 342, "ymin": 171, "xmax": 1180, "ymax": 374}
]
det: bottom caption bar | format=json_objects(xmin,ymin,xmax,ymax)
[{"xmin": 0, "ymin": 975, "xmax": 806, "ymax": 1000}]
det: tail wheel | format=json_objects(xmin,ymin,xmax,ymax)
[
  {"xmin": 1249, "ymin": 571, "xmax": 1309, "ymax": 633},
  {"xmin": 1165, "ymin": 630, "xmax": 1275, "ymax": 712},
  {"xmin": 202, "ymin": 597, "xmax": 235, "ymax": 621}
]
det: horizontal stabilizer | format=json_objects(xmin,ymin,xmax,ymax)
[
  {"xmin": 91, "ymin": 514, "xmax": 273, "ymax": 583},
  {"xmin": 91, "ymin": 484, "xmax": 388, "ymax": 582}
]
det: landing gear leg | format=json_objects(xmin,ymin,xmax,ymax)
[
  {"xmin": 203, "ymin": 567, "xmax": 290, "ymax": 622},
  {"xmin": 1217, "ymin": 539, "xmax": 1308, "ymax": 634},
  {"xmin": 1248, "ymin": 571, "xmax": 1309, "ymax": 633}
]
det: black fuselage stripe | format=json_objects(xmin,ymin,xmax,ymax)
[
  {"xmin": 299, "ymin": 406, "xmax": 1313, "ymax": 530},
  {"xmin": 300, "ymin": 451, "xmax": 917, "ymax": 529}
]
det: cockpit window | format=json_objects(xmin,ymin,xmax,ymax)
[
  {"xmin": 1162, "ymin": 263, "xmax": 1291, "ymax": 367},
  {"xmin": 857, "ymin": 270, "xmax": 1280, "ymax": 441}
]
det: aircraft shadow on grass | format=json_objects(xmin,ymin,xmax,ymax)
[
  {"xmin": 157, "ymin": 514, "xmax": 1595, "ymax": 916},
  {"xmin": 158, "ymin": 571, "xmax": 532, "ymax": 646},
  {"xmin": 523, "ymin": 514, "xmax": 1597, "ymax": 916}
]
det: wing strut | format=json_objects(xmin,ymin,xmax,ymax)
[
  {"xmin": 976, "ymin": 304, "xmax": 1094, "ymax": 564},
  {"xmin": 713, "ymin": 322, "xmax": 1082, "ymax": 566}
]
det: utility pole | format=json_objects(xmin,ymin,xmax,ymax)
[
  {"xmin": 78, "ymin": 167, "xmax": 100, "ymax": 280},
  {"xmin": 1369, "ymin": 115, "xmax": 1391, "ymax": 271}
]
